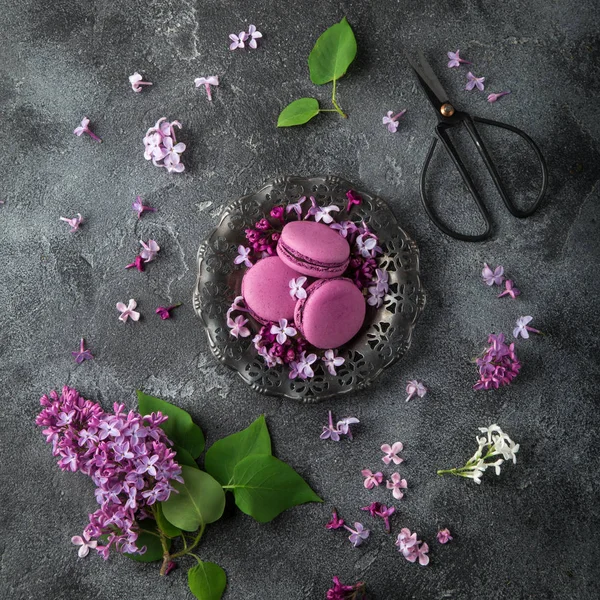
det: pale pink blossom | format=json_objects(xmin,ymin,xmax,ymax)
[
  {"xmin": 488, "ymin": 91, "xmax": 511, "ymax": 103},
  {"xmin": 228, "ymin": 315, "xmax": 251, "ymax": 338},
  {"xmin": 247, "ymin": 24, "xmax": 262, "ymax": 49},
  {"xmin": 229, "ymin": 31, "xmax": 247, "ymax": 50},
  {"xmin": 139, "ymin": 239, "xmax": 160, "ymax": 263},
  {"xmin": 60, "ymin": 214, "xmax": 83, "ymax": 232},
  {"xmin": 405, "ymin": 380, "xmax": 427, "ymax": 402},
  {"xmin": 116, "ymin": 299, "xmax": 140, "ymax": 323},
  {"xmin": 447, "ymin": 50, "xmax": 471, "ymax": 68},
  {"xmin": 194, "ymin": 76, "xmax": 219, "ymax": 101},
  {"xmin": 234, "ymin": 245, "xmax": 253, "ymax": 268},
  {"xmin": 73, "ymin": 117, "xmax": 101, "ymax": 142},
  {"xmin": 71, "ymin": 531, "xmax": 98, "ymax": 558},
  {"xmin": 129, "ymin": 72, "xmax": 152, "ymax": 93},
  {"xmin": 466, "ymin": 72, "xmax": 485, "ymax": 91},
  {"xmin": 382, "ymin": 110, "xmax": 407, "ymax": 133},
  {"xmin": 270, "ymin": 319, "xmax": 297, "ymax": 344},
  {"xmin": 381, "ymin": 442, "xmax": 404, "ymax": 465},
  {"xmin": 322, "ymin": 349, "xmax": 344, "ymax": 376},
  {"xmin": 361, "ymin": 469, "xmax": 383, "ymax": 490},
  {"xmin": 437, "ymin": 528, "xmax": 453, "ymax": 544},
  {"xmin": 386, "ymin": 472, "xmax": 408, "ymax": 500}
]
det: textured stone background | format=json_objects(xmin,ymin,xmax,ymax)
[{"xmin": 1, "ymin": 1, "xmax": 599, "ymax": 599}]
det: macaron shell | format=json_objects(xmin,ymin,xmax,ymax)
[
  {"xmin": 277, "ymin": 220, "xmax": 350, "ymax": 279},
  {"xmin": 241, "ymin": 256, "xmax": 302, "ymax": 324},
  {"xmin": 295, "ymin": 278, "xmax": 366, "ymax": 349}
]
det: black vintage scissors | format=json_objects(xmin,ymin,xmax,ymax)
[{"xmin": 406, "ymin": 50, "xmax": 548, "ymax": 242}]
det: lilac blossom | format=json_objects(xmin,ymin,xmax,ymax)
[
  {"xmin": 132, "ymin": 196, "xmax": 156, "ymax": 219},
  {"xmin": 488, "ymin": 91, "xmax": 511, "ymax": 103},
  {"xmin": 498, "ymin": 279, "xmax": 521, "ymax": 299},
  {"xmin": 386, "ymin": 473, "xmax": 408, "ymax": 500},
  {"xmin": 155, "ymin": 303, "xmax": 182, "ymax": 320},
  {"xmin": 474, "ymin": 333, "xmax": 521, "ymax": 390},
  {"xmin": 513, "ymin": 316, "xmax": 540, "ymax": 339},
  {"xmin": 139, "ymin": 239, "xmax": 160, "ymax": 263},
  {"xmin": 367, "ymin": 268, "xmax": 389, "ymax": 307},
  {"xmin": 336, "ymin": 417, "xmax": 359, "ymax": 440},
  {"xmin": 289, "ymin": 351, "xmax": 317, "ymax": 379},
  {"xmin": 229, "ymin": 31, "xmax": 247, "ymax": 50},
  {"xmin": 482, "ymin": 263, "xmax": 504, "ymax": 286},
  {"xmin": 71, "ymin": 530, "xmax": 98, "ymax": 558},
  {"xmin": 116, "ymin": 299, "xmax": 140, "ymax": 323},
  {"xmin": 447, "ymin": 50, "xmax": 471, "ymax": 68},
  {"xmin": 355, "ymin": 233, "xmax": 382, "ymax": 258},
  {"xmin": 322, "ymin": 349, "xmax": 344, "ymax": 376},
  {"xmin": 270, "ymin": 319, "xmax": 297, "ymax": 344},
  {"xmin": 320, "ymin": 411, "xmax": 358, "ymax": 441},
  {"xmin": 286, "ymin": 195, "xmax": 306, "ymax": 217},
  {"xmin": 361, "ymin": 502, "xmax": 395, "ymax": 533},
  {"xmin": 36, "ymin": 386, "xmax": 183, "ymax": 559},
  {"xmin": 396, "ymin": 528, "xmax": 429, "ymax": 566},
  {"xmin": 228, "ymin": 315, "xmax": 251, "ymax": 338},
  {"xmin": 343, "ymin": 522, "xmax": 370, "ymax": 547},
  {"xmin": 234, "ymin": 245, "xmax": 253, "ymax": 268},
  {"xmin": 466, "ymin": 72, "xmax": 485, "ymax": 91},
  {"xmin": 305, "ymin": 196, "xmax": 340, "ymax": 224},
  {"xmin": 194, "ymin": 76, "xmax": 219, "ymax": 101},
  {"xmin": 345, "ymin": 189, "xmax": 362, "ymax": 213},
  {"xmin": 60, "ymin": 214, "xmax": 83, "ymax": 232},
  {"xmin": 73, "ymin": 117, "xmax": 101, "ymax": 142},
  {"xmin": 405, "ymin": 380, "xmax": 427, "ymax": 402},
  {"xmin": 330, "ymin": 220, "xmax": 357, "ymax": 238},
  {"xmin": 247, "ymin": 25, "xmax": 262, "ymax": 49},
  {"xmin": 129, "ymin": 72, "xmax": 152, "ymax": 93},
  {"xmin": 289, "ymin": 277, "xmax": 307, "ymax": 300},
  {"xmin": 325, "ymin": 509, "xmax": 345, "ymax": 530},
  {"xmin": 382, "ymin": 109, "xmax": 407, "ymax": 133},
  {"xmin": 125, "ymin": 255, "xmax": 145, "ymax": 272},
  {"xmin": 361, "ymin": 469, "xmax": 383, "ymax": 490},
  {"xmin": 72, "ymin": 339, "xmax": 93, "ymax": 364},
  {"xmin": 143, "ymin": 118, "xmax": 186, "ymax": 173},
  {"xmin": 381, "ymin": 442, "xmax": 404, "ymax": 465},
  {"xmin": 437, "ymin": 528, "xmax": 453, "ymax": 544}
]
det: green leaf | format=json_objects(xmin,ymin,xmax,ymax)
[
  {"xmin": 126, "ymin": 520, "xmax": 170, "ymax": 563},
  {"xmin": 308, "ymin": 17, "xmax": 357, "ymax": 85},
  {"xmin": 161, "ymin": 466, "xmax": 225, "ymax": 532},
  {"xmin": 188, "ymin": 561, "xmax": 227, "ymax": 600},
  {"xmin": 154, "ymin": 503, "xmax": 182, "ymax": 538},
  {"xmin": 228, "ymin": 455, "xmax": 322, "ymax": 523},
  {"xmin": 173, "ymin": 444, "xmax": 199, "ymax": 469},
  {"xmin": 277, "ymin": 98, "xmax": 320, "ymax": 127},
  {"xmin": 205, "ymin": 415, "xmax": 272, "ymax": 486},
  {"xmin": 136, "ymin": 391, "xmax": 205, "ymax": 458}
]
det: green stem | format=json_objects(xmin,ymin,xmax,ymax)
[
  {"xmin": 331, "ymin": 78, "xmax": 347, "ymax": 118},
  {"xmin": 158, "ymin": 523, "xmax": 206, "ymax": 575}
]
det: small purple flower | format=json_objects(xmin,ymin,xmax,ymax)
[
  {"xmin": 343, "ymin": 522, "xmax": 370, "ymax": 547},
  {"xmin": 116, "ymin": 299, "xmax": 140, "ymax": 322},
  {"xmin": 330, "ymin": 220, "xmax": 357, "ymax": 238},
  {"xmin": 381, "ymin": 442, "xmax": 404, "ymax": 465},
  {"xmin": 382, "ymin": 109, "xmax": 407, "ymax": 133},
  {"xmin": 129, "ymin": 73, "xmax": 152, "ymax": 93},
  {"xmin": 322, "ymin": 349, "xmax": 344, "ymax": 376},
  {"xmin": 60, "ymin": 214, "xmax": 83, "ymax": 233},
  {"xmin": 228, "ymin": 315, "xmax": 251, "ymax": 338},
  {"xmin": 466, "ymin": 72, "xmax": 485, "ymax": 91},
  {"xmin": 345, "ymin": 190, "xmax": 362, "ymax": 213},
  {"xmin": 194, "ymin": 76, "xmax": 219, "ymax": 101},
  {"xmin": 405, "ymin": 380, "xmax": 427, "ymax": 402},
  {"xmin": 72, "ymin": 339, "xmax": 93, "ymax": 364},
  {"xmin": 474, "ymin": 333, "xmax": 521, "ymax": 390},
  {"xmin": 361, "ymin": 502, "xmax": 395, "ymax": 533},
  {"xmin": 289, "ymin": 277, "xmax": 307, "ymax": 300},
  {"xmin": 396, "ymin": 528, "xmax": 418, "ymax": 554},
  {"xmin": 286, "ymin": 196, "xmax": 306, "ymax": 218},
  {"xmin": 139, "ymin": 239, "xmax": 160, "ymax": 263},
  {"xmin": 155, "ymin": 303, "xmax": 182, "ymax": 320},
  {"xmin": 336, "ymin": 416, "xmax": 359, "ymax": 440},
  {"xmin": 386, "ymin": 473, "xmax": 408, "ymax": 500},
  {"xmin": 270, "ymin": 205, "xmax": 285, "ymax": 222},
  {"xmin": 498, "ymin": 279, "xmax": 521, "ymax": 299},
  {"xmin": 513, "ymin": 316, "xmax": 540, "ymax": 339},
  {"xmin": 234, "ymin": 245, "xmax": 253, "ymax": 268},
  {"xmin": 73, "ymin": 117, "xmax": 101, "ymax": 142},
  {"xmin": 325, "ymin": 509, "xmax": 345, "ymax": 530},
  {"xmin": 162, "ymin": 137, "xmax": 186, "ymax": 173},
  {"xmin": 488, "ymin": 91, "xmax": 511, "ymax": 103},
  {"xmin": 305, "ymin": 196, "xmax": 340, "ymax": 224},
  {"xmin": 255, "ymin": 218, "xmax": 270, "ymax": 230},
  {"xmin": 125, "ymin": 255, "xmax": 145, "ymax": 272},
  {"xmin": 447, "ymin": 49, "xmax": 471, "ymax": 68},
  {"xmin": 437, "ymin": 528, "xmax": 453, "ymax": 544},
  {"xmin": 482, "ymin": 263, "xmax": 505, "ymax": 286},
  {"xmin": 247, "ymin": 25, "xmax": 262, "ymax": 49},
  {"xmin": 327, "ymin": 577, "xmax": 366, "ymax": 600},
  {"xmin": 356, "ymin": 233, "xmax": 382, "ymax": 258},
  {"xmin": 132, "ymin": 196, "xmax": 156, "ymax": 219},
  {"xmin": 361, "ymin": 469, "xmax": 383, "ymax": 490},
  {"xmin": 289, "ymin": 351, "xmax": 317, "ymax": 379},
  {"xmin": 229, "ymin": 31, "xmax": 247, "ymax": 50},
  {"xmin": 71, "ymin": 531, "xmax": 98, "ymax": 558},
  {"xmin": 270, "ymin": 319, "xmax": 297, "ymax": 344}
]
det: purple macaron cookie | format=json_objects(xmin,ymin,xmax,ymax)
[
  {"xmin": 277, "ymin": 221, "xmax": 350, "ymax": 279},
  {"xmin": 294, "ymin": 278, "xmax": 366, "ymax": 349},
  {"xmin": 241, "ymin": 256, "xmax": 302, "ymax": 324}
]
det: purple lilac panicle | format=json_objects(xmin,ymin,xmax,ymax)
[{"xmin": 36, "ymin": 386, "xmax": 183, "ymax": 559}]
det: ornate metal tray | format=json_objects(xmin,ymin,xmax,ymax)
[{"xmin": 193, "ymin": 176, "xmax": 425, "ymax": 402}]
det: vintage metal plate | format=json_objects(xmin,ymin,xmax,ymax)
[{"xmin": 193, "ymin": 175, "xmax": 426, "ymax": 402}]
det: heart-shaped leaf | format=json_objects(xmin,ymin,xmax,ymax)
[
  {"xmin": 137, "ymin": 391, "xmax": 205, "ymax": 458},
  {"xmin": 205, "ymin": 415, "xmax": 272, "ymax": 486},
  {"xmin": 228, "ymin": 454, "xmax": 322, "ymax": 522},
  {"xmin": 277, "ymin": 98, "xmax": 320, "ymax": 127},
  {"xmin": 188, "ymin": 561, "xmax": 227, "ymax": 600},
  {"xmin": 125, "ymin": 520, "xmax": 170, "ymax": 563},
  {"xmin": 308, "ymin": 17, "xmax": 357, "ymax": 85},
  {"xmin": 161, "ymin": 466, "xmax": 225, "ymax": 532}
]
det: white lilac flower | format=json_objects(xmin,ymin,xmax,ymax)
[
  {"xmin": 234, "ymin": 245, "xmax": 253, "ymax": 268},
  {"xmin": 270, "ymin": 319, "xmax": 297, "ymax": 344},
  {"xmin": 322, "ymin": 349, "xmax": 344, "ymax": 376},
  {"xmin": 289, "ymin": 277, "xmax": 307, "ymax": 300}
]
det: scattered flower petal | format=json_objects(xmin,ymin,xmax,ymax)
[
  {"xmin": 286, "ymin": 196, "xmax": 306, "ymax": 217},
  {"xmin": 361, "ymin": 502, "xmax": 395, "ymax": 533},
  {"xmin": 336, "ymin": 416, "xmax": 359, "ymax": 440},
  {"xmin": 270, "ymin": 318, "xmax": 297, "ymax": 344},
  {"xmin": 73, "ymin": 117, "xmax": 101, "ymax": 142},
  {"xmin": 482, "ymin": 263, "xmax": 504, "ymax": 286},
  {"xmin": 229, "ymin": 31, "xmax": 247, "ymax": 50},
  {"xmin": 132, "ymin": 196, "xmax": 156, "ymax": 219},
  {"xmin": 289, "ymin": 276, "xmax": 307, "ymax": 300},
  {"xmin": 125, "ymin": 255, "xmax": 145, "ymax": 272},
  {"xmin": 71, "ymin": 530, "xmax": 98, "ymax": 558},
  {"xmin": 322, "ymin": 349, "xmax": 345, "ymax": 376},
  {"xmin": 466, "ymin": 72, "xmax": 485, "ymax": 91},
  {"xmin": 194, "ymin": 76, "xmax": 219, "ymax": 101},
  {"xmin": 382, "ymin": 109, "xmax": 407, "ymax": 133},
  {"xmin": 139, "ymin": 239, "xmax": 160, "ymax": 263},
  {"xmin": 116, "ymin": 299, "xmax": 140, "ymax": 323},
  {"xmin": 156, "ymin": 303, "xmax": 182, "ymax": 320},
  {"xmin": 344, "ymin": 522, "xmax": 370, "ymax": 547},
  {"xmin": 405, "ymin": 380, "xmax": 427, "ymax": 402},
  {"xmin": 247, "ymin": 24, "xmax": 262, "ymax": 49},
  {"xmin": 381, "ymin": 442, "xmax": 404, "ymax": 465},
  {"xmin": 437, "ymin": 528, "xmax": 453, "ymax": 544},
  {"xmin": 396, "ymin": 529, "xmax": 429, "ymax": 566},
  {"xmin": 320, "ymin": 410, "xmax": 341, "ymax": 441},
  {"xmin": 234, "ymin": 245, "xmax": 253, "ymax": 268},
  {"xmin": 129, "ymin": 72, "xmax": 152, "ymax": 93},
  {"xmin": 487, "ymin": 91, "xmax": 511, "ymax": 103},
  {"xmin": 498, "ymin": 279, "xmax": 521, "ymax": 299},
  {"xmin": 327, "ymin": 577, "xmax": 366, "ymax": 599},
  {"xmin": 71, "ymin": 339, "xmax": 93, "ymax": 364},
  {"xmin": 345, "ymin": 189, "xmax": 362, "ymax": 213},
  {"xmin": 447, "ymin": 49, "xmax": 471, "ymax": 68},
  {"xmin": 513, "ymin": 315, "xmax": 541, "ymax": 339},
  {"xmin": 325, "ymin": 509, "xmax": 345, "ymax": 530},
  {"xmin": 228, "ymin": 315, "xmax": 251, "ymax": 338},
  {"xmin": 60, "ymin": 214, "xmax": 83, "ymax": 233},
  {"xmin": 361, "ymin": 469, "xmax": 383, "ymax": 490},
  {"xmin": 386, "ymin": 472, "xmax": 407, "ymax": 500}
]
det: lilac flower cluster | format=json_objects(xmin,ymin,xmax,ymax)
[
  {"xmin": 253, "ymin": 320, "xmax": 309, "ymax": 369},
  {"xmin": 143, "ymin": 118, "xmax": 186, "ymax": 173},
  {"xmin": 396, "ymin": 527, "xmax": 430, "ymax": 566},
  {"xmin": 243, "ymin": 209, "xmax": 283, "ymax": 257},
  {"xmin": 326, "ymin": 576, "xmax": 367, "ymax": 600},
  {"xmin": 474, "ymin": 333, "xmax": 521, "ymax": 390},
  {"xmin": 36, "ymin": 386, "xmax": 183, "ymax": 559}
]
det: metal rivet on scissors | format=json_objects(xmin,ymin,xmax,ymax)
[{"xmin": 406, "ymin": 50, "xmax": 548, "ymax": 242}]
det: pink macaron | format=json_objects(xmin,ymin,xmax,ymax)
[
  {"xmin": 294, "ymin": 278, "xmax": 366, "ymax": 349},
  {"xmin": 241, "ymin": 256, "xmax": 302, "ymax": 324},
  {"xmin": 277, "ymin": 221, "xmax": 350, "ymax": 279}
]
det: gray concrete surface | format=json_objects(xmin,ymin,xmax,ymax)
[{"xmin": 1, "ymin": 0, "xmax": 599, "ymax": 598}]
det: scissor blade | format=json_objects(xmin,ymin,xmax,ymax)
[{"xmin": 404, "ymin": 50, "xmax": 450, "ymax": 109}]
